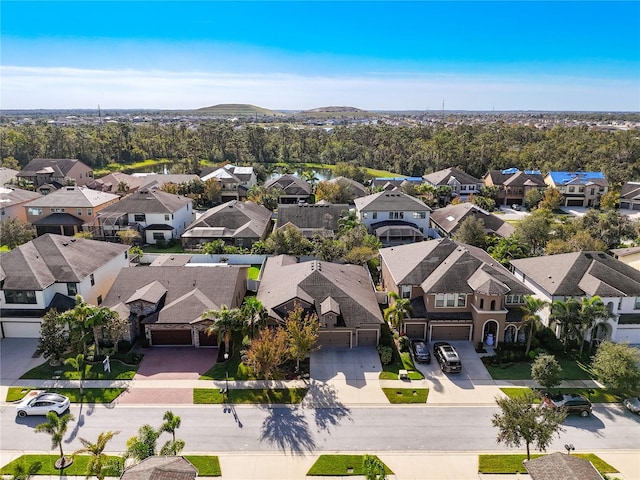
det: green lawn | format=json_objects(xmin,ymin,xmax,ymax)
[
  {"xmin": 500, "ymin": 387, "xmax": 633, "ymax": 404},
  {"xmin": 184, "ymin": 455, "xmax": 222, "ymax": 476},
  {"xmin": 142, "ymin": 244, "xmax": 185, "ymax": 254},
  {"xmin": 7, "ymin": 387, "xmax": 125, "ymax": 403},
  {"xmin": 485, "ymin": 356, "xmax": 592, "ymax": 381},
  {"xmin": 478, "ymin": 453, "xmax": 618, "ymax": 474},
  {"xmin": 307, "ymin": 455, "xmax": 393, "ymax": 476},
  {"xmin": 199, "ymin": 354, "xmax": 254, "ymax": 381},
  {"xmin": 0, "ymin": 454, "xmax": 123, "ymax": 476},
  {"xmin": 382, "ymin": 388, "xmax": 429, "ymax": 404},
  {"xmin": 20, "ymin": 357, "xmax": 140, "ymax": 380},
  {"xmin": 194, "ymin": 388, "xmax": 307, "ymax": 404},
  {"xmin": 380, "ymin": 351, "xmax": 424, "ymax": 380}
]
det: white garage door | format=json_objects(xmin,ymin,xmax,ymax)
[
  {"xmin": 1, "ymin": 320, "xmax": 42, "ymax": 338},
  {"xmin": 317, "ymin": 331, "xmax": 351, "ymax": 348},
  {"xmin": 430, "ymin": 324, "xmax": 472, "ymax": 342}
]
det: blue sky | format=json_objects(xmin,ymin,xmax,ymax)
[{"xmin": 2, "ymin": 1, "xmax": 639, "ymax": 111}]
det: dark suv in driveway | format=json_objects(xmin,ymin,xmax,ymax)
[
  {"xmin": 432, "ymin": 342, "xmax": 462, "ymax": 373},
  {"xmin": 542, "ymin": 392, "xmax": 592, "ymax": 417},
  {"xmin": 409, "ymin": 339, "xmax": 431, "ymax": 363}
]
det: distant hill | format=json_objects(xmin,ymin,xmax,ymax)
[
  {"xmin": 195, "ymin": 104, "xmax": 283, "ymax": 117},
  {"xmin": 295, "ymin": 106, "xmax": 377, "ymax": 118}
]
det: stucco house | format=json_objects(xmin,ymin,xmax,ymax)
[
  {"xmin": 620, "ymin": 181, "xmax": 640, "ymax": 211},
  {"xmin": 611, "ymin": 246, "xmax": 640, "ymax": 272},
  {"xmin": 200, "ymin": 164, "xmax": 257, "ymax": 202},
  {"xmin": 0, "ymin": 187, "xmax": 42, "ymax": 222},
  {"xmin": 511, "ymin": 251, "xmax": 640, "ymax": 345},
  {"xmin": 430, "ymin": 202, "xmax": 514, "ymax": 239},
  {"xmin": 23, "ymin": 186, "xmax": 120, "ymax": 237},
  {"xmin": 17, "ymin": 158, "xmax": 94, "ymax": 188},
  {"xmin": 275, "ymin": 202, "xmax": 349, "ymax": 238},
  {"xmin": 354, "ymin": 191, "xmax": 432, "ymax": 246},
  {"xmin": 263, "ymin": 174, "xmax": 312, "ymax": 204},
  {"xmin": 379, "ymin": 238, "xmax": 533, "ymax": 345},
  {"xmin": 423, "ymin": 167, "xmax": 483, "ymax": 201},
  {"xmin": 544, "ymin": 171, "xmax": 609, "ymax": 208},
  {"xmin": 482, "ymin": 168, "xmax": 546, "ymax": 206},
  {"xmin": 0, "ymin": 234, "xmax": 129, "ymax": 338},
  {"xmin": 257, "ymin": 255, "xmax": 383, "ymax": 348},
  {"xmin": 90, "ymin": 189, "xmax": 193, "ymax": 244},
  {"xmin": 181, "ymin": 200, "xmax": 272, "ymax": 250},
  {"xmin": 103, "ymin": 265, "xmax": 246, "ymax": 346}
]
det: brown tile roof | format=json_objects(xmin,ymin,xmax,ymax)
[
  {"xmin": 524, "ymin": 452, "xmax": 603, "ymax": 480},
  {"xmin": 0, "ymin": 234, "xmax": 128, "ymax": 290},
  {"xmin": 511, "ymin": 251, "xmax": 640, "ymax": 297}
]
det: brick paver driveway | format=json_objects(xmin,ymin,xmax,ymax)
[{"xmin": 135, "ymin": 347, "xmax": 218, "ymax": 380}]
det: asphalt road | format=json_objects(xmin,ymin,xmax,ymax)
[{"xmin": 2, "ymin": 403, "xmax": 639, "ymax": 455}]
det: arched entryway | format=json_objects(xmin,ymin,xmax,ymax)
[
  {"xmin": 482, "ymin": 320, "xmax": 499, "ymax": 348},
  {"xmin": 504, "ymin": 324, "xmax": 518, "ymax": 344},
  {"xmin": 591, "ymin": 322, "xmax": 612, "ymax": 351}
]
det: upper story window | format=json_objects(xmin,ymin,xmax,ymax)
[
  {"xmin": 90, "ymin": 274, "xmax": 95, "ymax": 286},
  {"xmin": 51, "ymin": 208, "xmax": 65, "ymax": 213},
  {"xmin": 506, "ymin": 294, "xmax": 523, "ymax": 304},
  {"xmin": 134, "ymin": 213, "xmax": 145, "ymax": 222},
  {"xmin": 165, "ymin": 214, "xmax": 170, "ymax": 221},
  {"xmin": 4, "ymin": 290, "xmax": 37, "ymax": 304},
  {"xmin": 97, "ymin": 295, "xmax": 103, "ymax": 305},
  {"xmin": 87, "ymin": 208, "xmax": 92, "ymax": 216},
  {"xmin": 372, "ymin": 212, "xmax": 378, "ymax": 219},
  {"xmin": 27, "ymin": 207, "xmax": 43, "ymax": 216},
  {"xmin": 461, "ymin": 185, "xmax": 468, "ymax": 191},
  {"xmin": 435, "ymin": 293, "xmax": 466, "ymax": 308},
  {"xmin": 412, "ymin": 212, "xmax": 427, "ymax": 219},
  {"xmin": 362, "ymin": 212, "xmax": 368, "ymax": 219},
  {"xmin": 635, "ymin": 297, "xmax": 640, "ymax": 310},
  {"xmin": 401, "ymin": 285, "xmax": 411, "ymax": 299},
  {"xmin": 578, "ymin": 186, "xmax": 584, "ymax": 193},
  {"xmin": 568, "ymin": 186, "xmax": 575, "ymax": 193},
  {"xmin": 389, "ymin": 212, "xmax": 404, "ymax": 220},
  {"xmin": 67, "ymin": 283, "xmax": 78, "ymax": 296},
  {"xmin": 77, "ymin": 208, "xmax": 83, "ymax": 216}
]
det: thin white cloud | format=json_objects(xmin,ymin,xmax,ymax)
[{"xmin": 1, "ymin": 66, "xmax": 638, "ymax": 111}]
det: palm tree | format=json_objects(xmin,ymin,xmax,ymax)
[
  {"xmin": 550, "ymin": 298, "xmax": 581, "ymax": 351},
  {"xmin": 241, "ymin": 297, "xmax": 266, "ymax": 339},
  {"xmin": 383, "ymin": 292, "xmax": 413, "ymax": 332},
  {"xmin": 159, "ymin": 410, "xmax": 184, "ymax": 456},
  {"xmin": 578, "ymin": 296, "xmax": 609, "ymax": 356},
  {"xmin": 6, "ymin": 460, "xmax": 42, "ymax": 479},
  {"xmin": 520, "ymin": 296, "xmax": 548, "ymax": 355},
  {"xmin": 64, "ymin": 353, "xmax": 85, "ymax": 396},
  {"xmin": 338, "ymin": 210, "xmax": 359, "ymax": 234},
  {"xmin": 73, "ymin": 431, "xmax": 119, "ymax": 480},
  {"xmin": 204, "ymin": 305, "xmax": 243, "ymax": 356},
  {"xmin": 35, "ymin": 411, "xmax": 75, "ymax": 469}
]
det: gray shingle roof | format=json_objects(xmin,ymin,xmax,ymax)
[
  {"xmin": 430, "ymin": 203, "xmax": 514, "ymax": 237},
  {"xmin": 621, "ymin": 181, "xmax": 640, "ymax": 200},
  {"xmin": 0, "ymin": 187, "xmax": 42, "ymax": 208},
  {"xmin": 275, "ymin": 203, "xmax": 349, "ymax": 232},
  {"xmin": 120, "ymin": 456, "xmax": 197, "ymax": 480},
  {"xmin": 24, "ymin": 186, "xmax": 119, "ymax": 208},
  {"xmin": 354, "ymin": 191, "xmax": 431, "ymax": 212},
  {"xmin": 263, "ymin": 174, "xmax": 312, "ymax": 195},
  {"xmin": 17, "ymin": 158, "xmax": 89, "ymax": 178},
  {"xmin": 423, "ymin": 167, "xmax": 481, "ymax": 186},
  {"xmin": 511, "ymin": 251, "xmax": 640, "ymax": 297},
  {"xmin": 183, "ymin": 200, "xmax": 271, "ymax": 240},
  {"xmin": 257, "ymin": 255, "xmax": 383, "ymax": 327},
  {"xmin": 0, "ymin": 234, "xmax": 128, "ymax": 289},
  {"xmin": 524, "ymin": 452, "xmax": 603, "ymax": 480},
  {"xmin": 97, "ymin": 189, "xmax": 191, "ymax": 215}
]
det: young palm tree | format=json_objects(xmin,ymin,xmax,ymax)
[
  {"xmin": 241, "ymin": 297, "xmax": 266, "ymax": 339},
  {"xmin": 578, "ymin": 296, "xmax": 609, "ymax": 356},
  {"xmin": 64, "ymin": 353, "xmax": 85, "ymax": 396},
  {"xmin": 204, "ymin": 305, "xmax": 243, "ymax": 356},
  {"xmin": 34, "ymin": 411, "xmax": 75, "ymax": 469},
  {"xmin": 73, "ymin": 431, "xmax": 119, "ymax": 480},
  {"xmin": 383, "ymin": 292, "xmax": 413, "ymax": 333},
  {"xmin": 520, "ymin": 296, "xmax": 548, "ymax": 355},
  {"xmin": 550, "ymin": 298, "xmax": 581, "ymax": 351},
  {"xmin": 6, "ymin": 459, "xmax": 42, "ymax": 480},
  {"xmin": 159, "ymin": 410, "xmax": 184, "ymax": 456}
]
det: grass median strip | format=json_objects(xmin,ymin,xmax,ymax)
[
  {"xmin": 194, "ymin": 388, "xmax": 307, "ymax": 404},
  {"xmin": 478, "ymin": 453, "xmax": 618, "ymax": 474},
  {"xmin": 0, "ymin": 454, "xmax": 123, "ymax": 476},
  {"xmin": 183, "ymin": 456, "xmax": 221, "ymax": 476},
  {"xmin": 7, "ymin": 387, "xmax": 125, "ymax": 403},
  {"xmin": 382, "ymin": 388, "xmax": 429, "ymax": 404},
  {"xmin": 307, "ymin": 455, "xmax": 393, "ymax": 476},
  {"xmin": 20, "ymin": 358, "xmax": 139, "ymax": 381},
  {"xmin": 499, "ymin": 387, "xmax": 630, "ymax": 403}
]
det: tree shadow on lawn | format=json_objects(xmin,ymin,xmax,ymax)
[{"xmin": 259, "ymin": 406, "xmax": 315, "ymax": 456}]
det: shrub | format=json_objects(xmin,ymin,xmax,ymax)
[
  {"xmin": 535, "ymin": 327, "xmax": 563, "ymax": 354},
  {"xmin": 398, "ymin": 335, "xmax": 410, "ymax": 352},
  {"xmin": 377, "ymin": 345, "xmax": 393, "ymax": 365}
]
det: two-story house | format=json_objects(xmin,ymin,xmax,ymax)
[
  {"xmin": 544, "ymin": 171, "xmax": 609, "ymax": 208},
  {"xmin": 257, "ymin": 255, "xmax": 383, "ymax": 348},
  {"xmin": 90, "ymin": 189, "xmax": 193, "ymax": 244},
  {"xmin": 482, "ymin": 168, "xmax": 546, "ymax": 206},
  {"xmin": 0, "ymin": 234, "xmax": 129, "ymax": 338},
  {"xmin": 370, "ymin": 177, "xmax": 424, "ymax": 192},
  {"xmin": 263, "ymin": 174, "xmax": 312, "ymax": 204},
  {"xmin": 23, "ymin": 186, "xmax": 120, "ymax": 237},
  {"xmin": 423, "ymin": 167, "xmax": 483, "ymax": 202},
  {"xmin": 354, "ymin": 191, "xmax": 433, "ymax": 246},
  {"xmin": 430, "ymin": 203, "xmax": 514, "ymax": 239},
  {"xmin": 511, "ymin": 251, "xmax": 640, "ymax": 345},
  {"xmin": 379, "ymin": 238, "xmax": 533, "ymax": 346},
  {"xmin": 200, "ymin": 165, "xmax": 257, "ymax": 202},
  {"xmin": 0, "ymin": 187, "xmax": 42, "ymax": 222},
  {"xmin": 275, "ymin": 202, "xmax": 349, "ymax": 239},
  {"xmin": 103, "ymin": 266, "xmax": 247, "ymax": 346},
  {"xmin": 17, "ymin": 158, "xmax": 94, "ymax": 188},
  {"xmin": 181, "ymin": 200, "xmax": 271, "ymax": 250},
  {"xmin": 620, "ymin": 181, "xmax": 640, "ymax": 211},
  {"xmin": 87, "ymin": 172, "xmax": 147, "ymax": 194}
]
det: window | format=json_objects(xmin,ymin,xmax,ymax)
[
  {"xmin": 413, "ymin": 211, "xmax": 427, "ymax": 219},
  {"xmin": 236, "ymin": 238, "xmax": 244, "ymax": 248},
  {"xmin": 389, "ymin": 212, "xmax": 404, "ymax": 220},
  {"xmin": 4, "ymin": 290, "xmax": 37, "ymax": 304},
  {"xmin": 134, "ymin": 213, "xmax": 145, "ymax": 222},
  {"xmin": 635, "ymin": 297, "xmax": 640, "ymax": 310},
  {"xmin": 401, "ymin": 285, "xmax": 411, "ymax": 299},
  {"xmin": 67, "ymin": 283, "xmax": 77, "ymax": 296},
  {"xmin": 165, "ymin": 214, "xmax": 170, "ymax": 221},
  {"xmin": 568, "ymin": 186, "xmax": 575, "ymax": 193},
  {"xmin": 446, "ymin": 293, "xmax": 456, "ymax": 307},
  {"xmin": 457, "ymin": 294, "xmax": 466, "ymax": 307},
  {"xmin": 153, "ymin": 232, "xmax": 165, "ymax": 241},
  {"xmin": 506, "ymin": 295, "xmax": 523, "ymax": 304},
  {"xmin": 97, "ymin": 295, "xmax": 103, "ymax": 305},
  {"xmin": 362, "ymin": 212, "xmax": 368, "ymax": 219},
  {"xmin": 27, "ymin": 207, "xmax": 43, "ymax": 216},
  {"xmin": 87, "ymin": 208, "xmax": 92, "ymax": 216},
  {"xmin": 578, "ymin": 186, "xmax": 584, "ymax": 193},
  {"xmin": 372, "ymin": 212, "xmax": 377, "ymax": 219},
  {"xmin": 461, "ymin": 185, "xmax": 467, "ymax": 191},
  {"xmin": 435, "ymin": 294, "xmax": 444, "ymax": 308},
  {"xmin": 77, "ymin": 208, "xmax": 83, "ymax": 216},
  {"xmin": 51, "ymin": 208, "xmax": 65, "ymax": 213},
  {"xmin": 90, "ymin": 274, "xmax": 95, "ymax": 286}
]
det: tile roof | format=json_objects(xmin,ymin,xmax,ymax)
[
  {"xmin": 430, "ymin": 203, "xmax": 514, "ymax": 237},
  {"xmin": 24, "ymin": 186, "xmax": 119, "ymax": 208},
  {"xmin": 257, "ymin": 255, "xmax": 383, "ymax": 327},
  {"xmin": 379, "ymin": 238, "xmax": 531, "ymax": 296},
  {"xmin": 423, "ymin": 167, "xmax": 481, "ymax": 186},
  {"xmin": 354, "ymin": 191, "xmax": 431, "ymax": 212},
  {"xmin": 97, "ymin": 189, "xmax": 191, "ymax": 215},
  {"xmin": 183, "ymin": 200, "xmax": 271, "ymax": 240},
  {"xmin": 0, "ymin": 234, "xmax": 128, "ymax": 290},
  {"xmin": 510, "ymin": 251, "xmax": 640, "ymax": 297},
  {"xmin": 524, "ymin": 452, "xmax": 603, "ymax": 480}
]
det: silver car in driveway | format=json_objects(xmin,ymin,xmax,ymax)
[
  {"xmin": 16, "ymin": 392, "xmax": 70, "ymax": 417},
  {"xmin": 623, "ymin": 396, "xmax": 640, "ymax": 414}
]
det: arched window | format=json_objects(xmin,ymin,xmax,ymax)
[
  {"xmin": 479, "ymin": 299, "xmax": 484, "ymax": 309},
  {"xmin": 490, "ymin": 300, "xmax": 496, "ymax": 310}
]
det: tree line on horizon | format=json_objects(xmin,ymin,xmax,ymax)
[{"xmin": 1, "ymin": 122, "xmax": 638, "ymax": 186}]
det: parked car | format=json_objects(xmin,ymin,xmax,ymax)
[
  {"xmin": 410, "ymin": 339, "xmax": 431, "ymax": 363},
  {"xmin": 542, "ymin": 392, "xmax": 592, "ymax": 417},
  {"xmin": 623, "ymin": 396, "xmax": 640, "ymax": 414},
  {"xmin": 432, "ymin": 342, "xmax": 462, "ymax": 373},
  {"xmin": 16, "ymin": 392, "xmax": 70, "ymax": 417}
]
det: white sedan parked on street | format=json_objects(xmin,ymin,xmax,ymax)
[{"xmin": 15, "ymin": 392, "xmax": 70, "ymax": 417}]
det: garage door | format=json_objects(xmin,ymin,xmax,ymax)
[
  {"xmin": 151, "ymin": 329, "xmax": 193, "ymax": 346},
  {"xmin": 357, "ymin": 330, "xmax": 378, "ymax": 346},
  {"xmin": 404, "ymin": 323, "xmax": 427, "ymax": 340},
  {"xmin": 317, "ymin": 331, "xmax": 351, "ymax": 348},
  {"xmin": 1, "ymin": 320, "xmax": 42, "ymax": 338},
  {"xmin": 633, "ymin": 203, "xmax": 640, "ymax": 211},
  {"xmin": 198, "ymin": 331, "xmax": 218, "ymax": 347},
  {"xmin": 566, "ymin": 199, "xmax": 584, "ymax": 207},
  {"xmin": 620, "ymin": 201, "xmax": 630, "ymax": 209},
  {"xmin": 430, "ymin": 324, "xmax": 472, "ymax": 341}
]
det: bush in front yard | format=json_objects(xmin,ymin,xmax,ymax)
[
  {"xmin": 377, "ymin": 345, "xmax": 393, "ymax": 365},
  {"xmin": 398, "ymin": 335, "xmax": 410, "ymax": 352}
]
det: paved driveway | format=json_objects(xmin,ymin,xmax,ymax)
[
  {"xmin": 0, "ymin": 338, "xmax": 43, "ymax": 384},
  {"xmin": 134, "ymin": 347, "xmax": 219, "ymax": 380}
]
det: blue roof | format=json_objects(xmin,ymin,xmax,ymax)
[
  {"xmin": 500, "ymin": 168, "xmax": 541, "ymax": 175},
  {"xmin": 548, "ymin": 171, "xmax": 606, "ymax": 185}
]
